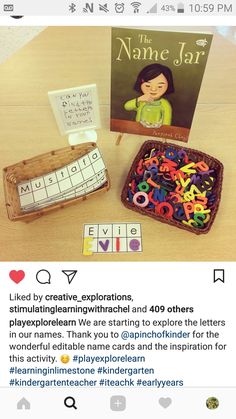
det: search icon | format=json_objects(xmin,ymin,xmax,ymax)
[{"xmin": 64, "ymin": 396, "xmax": 77, "ymax": 410}]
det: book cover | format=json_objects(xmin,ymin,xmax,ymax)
[{"xmin": 111, "ymin": 28, "xmax": 213, "ymax": 143}]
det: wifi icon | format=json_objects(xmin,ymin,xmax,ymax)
[{"xmin": 131, "ymin": 2, "xmax": 141, "ymax": 13}]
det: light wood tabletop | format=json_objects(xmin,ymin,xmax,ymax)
[{"xmin": 0, "ymin": 26, "xmax": 236, "ymax": 261}]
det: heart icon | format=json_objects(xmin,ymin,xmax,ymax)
[
  {"xmin": 159, "ymin": 397, "xmax": 172, "ymax": 409},
  {"xmin": 9, "ymin": 270, "xmax": 25, "ymax": 284}
]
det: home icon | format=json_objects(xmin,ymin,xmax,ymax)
[{"xmin": 17, "ymin": 398, "xmax": 31, "ymax": 410}]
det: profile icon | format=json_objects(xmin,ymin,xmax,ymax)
[{"xmin": 206, "ymin": 397, "xmax": 219, "ymax": 410}]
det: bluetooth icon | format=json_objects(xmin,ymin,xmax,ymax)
[{"xmin": 69, "ymin": 3, "xmax": 76, "ymax": 13}]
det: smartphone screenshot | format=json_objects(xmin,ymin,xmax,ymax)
[{"xmin": 0, "ymin": 1, "xmax": 235, "ymax": 417}]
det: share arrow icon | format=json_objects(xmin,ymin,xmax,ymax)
[{"xmin": 62, "ymin": 270, "xmax": 78, "ymax": 284}]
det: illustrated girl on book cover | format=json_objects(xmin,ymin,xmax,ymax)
[{"xmin": 124, "ymin": 63, "xmax": 175, "ymax": 128}]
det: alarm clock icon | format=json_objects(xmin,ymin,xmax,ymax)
[{"xmin": 115, "ymin": 3, "xmax": 125, "ymax": 13}]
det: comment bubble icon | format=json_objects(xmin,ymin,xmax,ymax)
[{"xmin": 36, "ymin": 269, "xmax": 51, "ymax": 284}]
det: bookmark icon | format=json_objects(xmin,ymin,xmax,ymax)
[{"xmin": 213, "ymin": 269, "xmax": 225, "ymax": 283}]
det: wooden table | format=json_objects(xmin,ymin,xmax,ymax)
[{"xmin": 0, "ymin": 26, "xmax": 236, "ymax": 261}]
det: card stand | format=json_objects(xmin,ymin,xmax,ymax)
[
  {"xmin": 3, "ymin": 142, "xmax": 110, "ymax": 222},
  {"xmin": 68, "ymin": 130, "xmax": 97, "ymax": 146},
  {"xmin": 121, "ymin": 140, "xmax": 223, "ymax": 235}
]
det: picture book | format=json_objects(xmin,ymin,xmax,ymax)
[{"xmin": 111, "ymin": 28, "xmax": 213, "ymax": 142}]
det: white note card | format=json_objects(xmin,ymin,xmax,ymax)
[{"xmin": 48, "ymin": 84, "xmax": 101, "ymax": 136}]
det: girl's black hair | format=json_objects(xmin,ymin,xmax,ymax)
[{"xmin": 134, "ymin": 63, "xmax": 175, "ymax": 95}]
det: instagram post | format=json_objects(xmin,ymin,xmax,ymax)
[{"xmin": 0, "ymin": 3, "xmax": 236, "ymax": 417}]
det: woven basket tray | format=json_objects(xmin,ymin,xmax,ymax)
[
  {"xmin": 121, "ymin": 140, "xmax": 223, "ymax": 234},
  {"xmin": 3, "ymin": 142, "xmax": 110, "ymax": 222}
]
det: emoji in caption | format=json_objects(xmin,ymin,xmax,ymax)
[{"xmin": 60, "ymin": 354, "xmax": 70, "ymax": 364}]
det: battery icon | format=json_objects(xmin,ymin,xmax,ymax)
[{"xmin": 177, "ymin": 2, "xmax": 185, "ymax": 13}]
